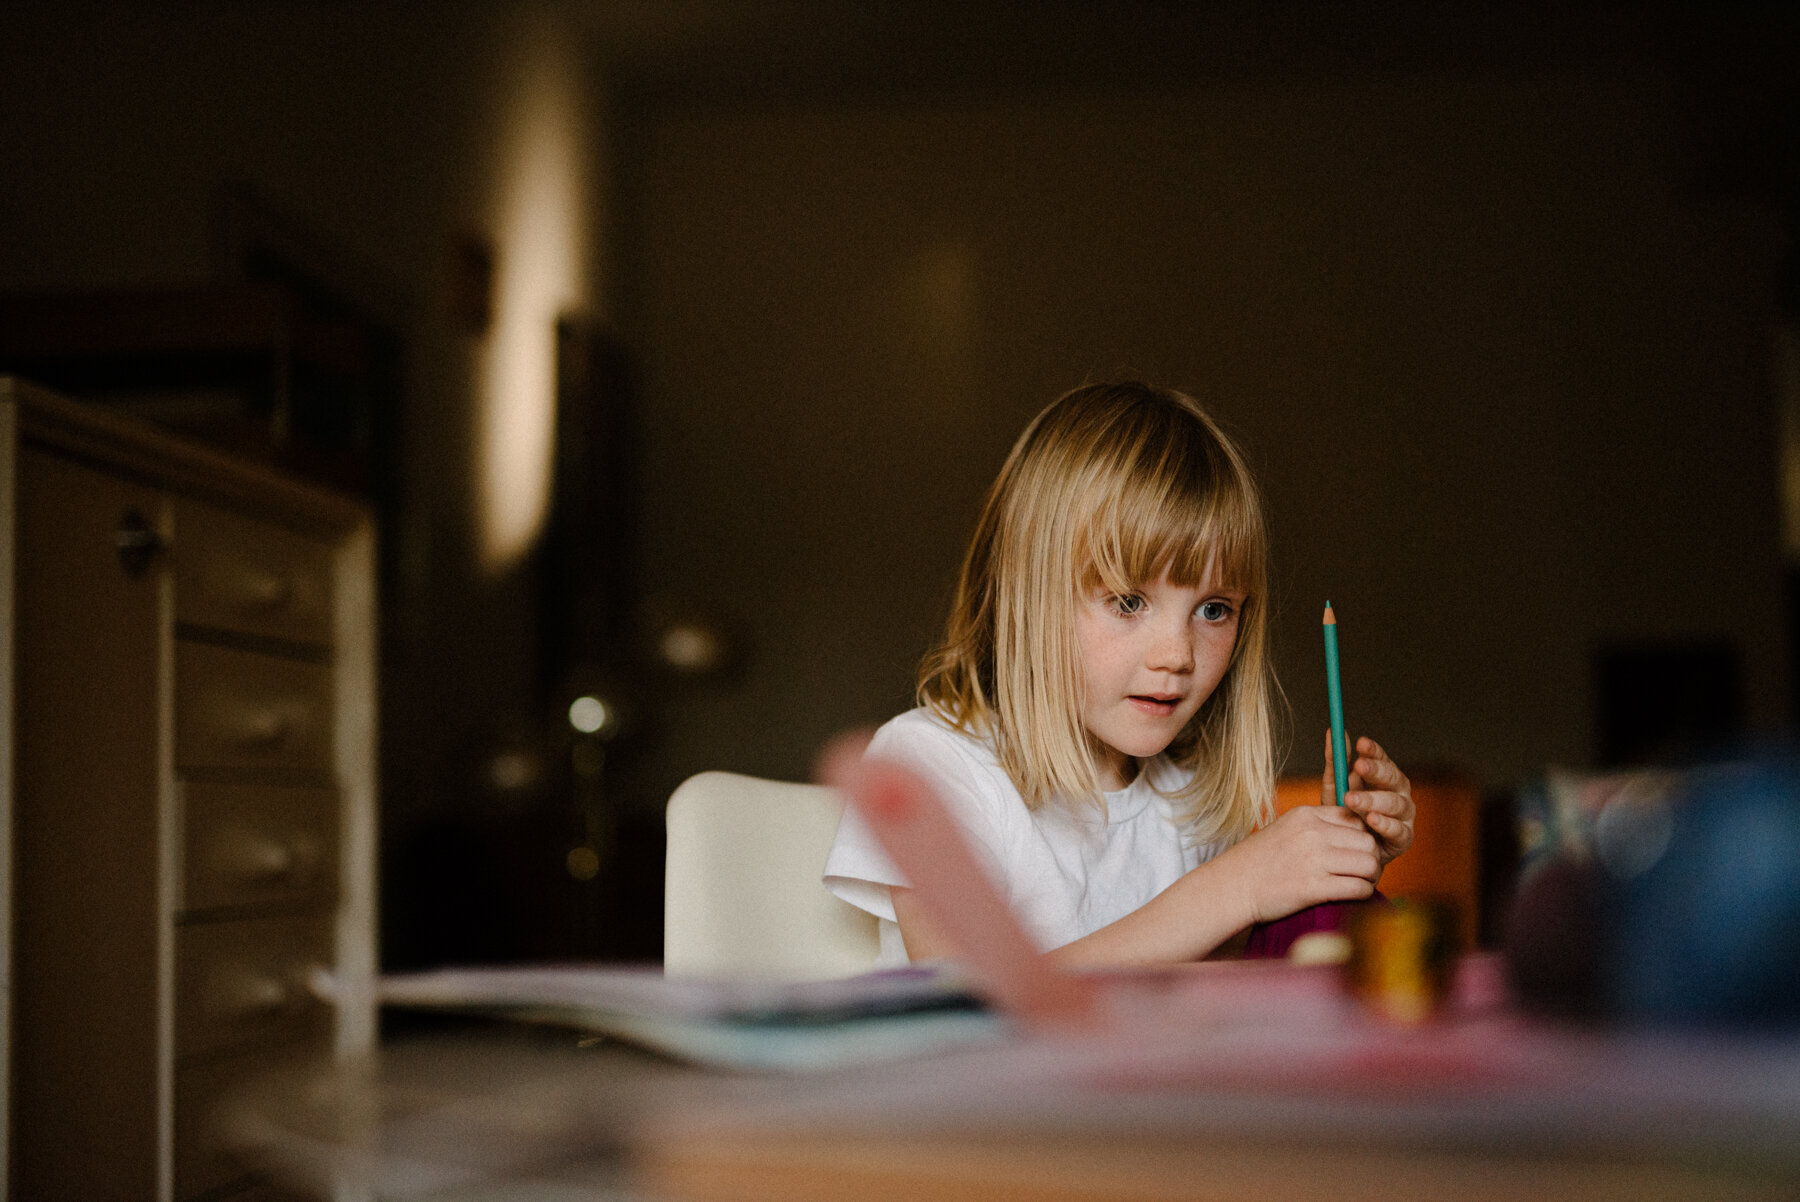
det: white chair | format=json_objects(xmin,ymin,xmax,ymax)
[{"xmin": 663, "ymin": 771, "xmax": 880, "ymax": 981}]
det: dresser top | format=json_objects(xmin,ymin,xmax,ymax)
[{"xmin": 1, "ymin": 375, "xmax": 368, "ymax": 537}]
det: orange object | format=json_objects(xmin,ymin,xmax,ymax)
[{"xmin": 1273, "ymin": 771, "xmax": 1480, "ymax": 950}]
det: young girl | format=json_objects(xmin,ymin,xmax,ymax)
[{"xmin": 825, "ymin": 381, "xmax": 1415, "ymax": 968}]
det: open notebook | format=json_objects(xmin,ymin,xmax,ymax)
[{"xmin": 366, "ymin": 959, "xmax": 998, "ymax": 1073}]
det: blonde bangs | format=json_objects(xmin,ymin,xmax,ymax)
[{"xmin": 1077, "ymin": 396, "xmax": 1267, "ymax": 604}]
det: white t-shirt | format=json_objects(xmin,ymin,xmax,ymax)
[{"xmin": 823, "ymin": 707, "xmax": 1223, "ymax": 967}]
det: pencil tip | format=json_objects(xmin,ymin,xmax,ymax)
[{"xmin": 1323, "ymin": 601, "xmax": 1336, "ymax": 624}]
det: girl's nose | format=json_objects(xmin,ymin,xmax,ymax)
[{"xmin": 1145, "ymin": 620, "xmax": 1195, "ymax": 673}]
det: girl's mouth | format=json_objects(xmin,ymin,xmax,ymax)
[{"xmin": 1129, "ymin": 695, "xmax": 1181, "ymax": 716}]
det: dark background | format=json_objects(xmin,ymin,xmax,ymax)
[{"xmin": 3, "ymin": 1, "xmax": 1796, "ymax": 967}]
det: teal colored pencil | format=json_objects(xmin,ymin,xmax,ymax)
[{"xmin": 1323, "ymin": 602, "xmax": 1348, "ymax": 806}]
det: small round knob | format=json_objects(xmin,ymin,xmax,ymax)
[
  {"xmin": 206, "ymin": 969, "xmax": 290, "ymax": 1021},
  {"xmin": 237, "ymin": 710, "xmax": 293, "ymax": 749},
  {"xmin": 239, "ymin": 571, "xmax": 295, "ymax": 612},
  {"xmin": 213, "ymin": 829, "xmax": 298, "ymax": 883}
]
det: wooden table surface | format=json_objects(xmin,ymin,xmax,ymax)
[{"xmin": 228, "ymin": 984, "xmax": 1800, "ymax": 1202}]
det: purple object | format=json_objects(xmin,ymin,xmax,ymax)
[{"xmin": 1242, "ymin": 893, "xmax": 1389, "ymax": 960}]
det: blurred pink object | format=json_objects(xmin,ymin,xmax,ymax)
[{"xmin": 820, "ymin": 735, "xmax": 1101, "ymax": 1031}]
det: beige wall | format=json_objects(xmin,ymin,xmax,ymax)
[{"xmin": 631, "ymin": 68, "xmax": 1787, "ymax": 798}]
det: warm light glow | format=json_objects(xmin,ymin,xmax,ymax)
[
  {"xmin": 906, "ymin": 241, "xmax": 976, "ymax": 345},
  {"xmin": 476, "ymin": 21, "xmax": 596, "ymax": 573},
  {"xmin": 566, "ymin": 845, "xmax": 601, "ymax": 880},
  {"xmin": 657, "ymin": 621, "xmax": 726, "ymax": 674},
  {"xmin": 568, "ymin": 694, "xmax": 609, "ymax": 734},
  {"xmin": 894, "ymin": 241, "xmax": 979, "ymax": 423}
]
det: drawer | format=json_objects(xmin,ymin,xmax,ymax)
[
  {"xmin": 174, "ymin": 498, "xmax": 334, "ymax": 646},
  {"xmin": 177, "ymin": 641, "xmax": 332, "ymax": 773},
  {"xmin": 177, "ymin": 915, "xmax": 334, "ymax": 1060},
  {"xmin": 176, "ymin": 1041, "xmax": 324, "ymax": 1202},
  {"xmin": 181, "ymin": 782, "xmax": 338, "ymax": 914}
]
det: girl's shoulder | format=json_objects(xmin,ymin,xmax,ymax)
[
  {"xmin": 869, "ymin": 706, "xmax": 1001, "ymax": 770},
  {"xmin": 865, "ymin": 707, "xmax": 1022, "ymax": 825}
]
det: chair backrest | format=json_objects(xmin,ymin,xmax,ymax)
[{"xmin": 663, "ymin": 771, "xmax": 880, "ymax": 980}]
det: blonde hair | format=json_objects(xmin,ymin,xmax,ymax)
[{"xmin": 919, "ymin": 381, "xmax": 1276, "ymax": 844}]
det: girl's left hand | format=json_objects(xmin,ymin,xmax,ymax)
[{"xmin": 1324, "ymin": 731, "xmax": 1415, "ymax": 869}]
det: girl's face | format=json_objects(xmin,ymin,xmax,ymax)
[{"xmin": 1073, "ymin": 567, "xmax": 1244, "ymax": 790}]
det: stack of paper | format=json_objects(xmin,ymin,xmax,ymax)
[{"xmin": 370, "ymin": 963, "xmax": 1002, "ymax": 1073}]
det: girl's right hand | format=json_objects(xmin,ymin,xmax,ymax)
[{"xmin": 1219, "ymin": 805, "xmax": 1380, "ymax": 926}]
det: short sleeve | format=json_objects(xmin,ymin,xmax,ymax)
[
  {"xmin": 822, "ymin": 709, "xmax": 1012, "ymax": 926},
  {"xmin": 822, "ymin": 802, "xmax": 903, "ymax": 922}
]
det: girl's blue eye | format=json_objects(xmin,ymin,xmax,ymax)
[
  {"xmin": 1113, "ymin": 594, "xmax": 1146, "ymax": 616},
  {"xmin": 1198, "ymin": 600, "xmax": 1233, "ymax": 622}
]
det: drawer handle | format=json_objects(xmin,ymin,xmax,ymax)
[
  {"xmin": 203, "ymin": 960, "xmax": 329, "ymax": 1024},
  {"xmin": 238, "ymin": 570, "xmax": 296, "ymax": 613},
  {"xmin": 205, "ymin": 969, "xmax": 293, "ymax": 1022},
  {"xmin": 235, "ymin": 710, "xmax": 294, "ymax": 749},
  {"xmin": 212, "ymin": 830, "xmax": 321, "ymax": 885}
]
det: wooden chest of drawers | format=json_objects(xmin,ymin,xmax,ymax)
[{"xmin": 0, "ymin": 377, "xmax": 376, "ymax": 1201}]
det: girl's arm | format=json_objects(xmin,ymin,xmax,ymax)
[
  {"xmin": 1047, "ymin": 804, "xmax": 1384, "ymax": 966},
  {"xmin": 891, "ymin": 886, "xmax": 950, "ymax": 961},
  {"xmin": 894, "ymin": 738, "xmax": 1415, "ymax": 966},
  {"xmin": 893, "ymin": 807, "xmax": 1381, "ymax": 966}
]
